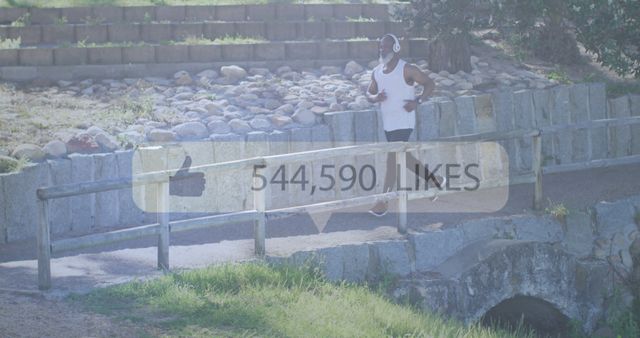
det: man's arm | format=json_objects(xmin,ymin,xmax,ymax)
[
  {"xmin": 366, "ymin": 71, "xmax": 386, "ymax": 103},
  {"xmin": 402, "ymin": 64, "xmax": 435, "ymax": 112}
]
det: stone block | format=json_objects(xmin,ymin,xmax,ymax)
[
  {"xmin": 454, "ymin": 95, "xmax": 477, "ymax": 134},
  {"xmin": 353, "ymin": 110, "xmax": 378, "ymax": 197},
  {"xmin": 189, "ymin": 45, "xmax": 222, "ymax": 63},
  {"xmin": 348, "ymin": 40, "xmax": 378, "ymax": 59},
  {"xmin": 315, "ymin": 246, "xmax": 344, "ymax": 281},
  {"xmin": 247, "ymin": 4, "xmax": 276, "ymax": 21},
  {"xmin": 460, "ymin": 217, "xmax": 502, "ymax": 244},
  {"xmin": 512, "ymin": 215, "xmax": 563, "ymax": 242},
  {"xmin": 288, "ymin": 128, "xmax": 314, "ymax": 207},
  {"xmin": 9, "ymin": 26, "xmax": 42, "ymax": 45},
  {"xmin": 266, "ymin": 22, "xmax": 297, "ymax": 41},
  {"xmin": 286, "ymin": 41, "xmax": 318, "ymax": 60},
  {"xmin": 276, "ymin": 4, "xmax": 304, "ymax": 20},
  {"xmin": 155, "ymin": 45, "xmax": 188, "ymax": 63},
  {"xmin": 310, "ymin": 125, "xmax": 335, "ymax": 204},
  {"xmin": 254, "ymin": 42, "xmax": 285, "ymax": 61},
  {"xmin": 411, "ymin": 229, "xmax": 464, "ymax": 271},
  {"xmin": 371, "ymin": 240, "xmax": 412, "ymax": 277},
  {"xmin": 333, "ymin": 4, "xmax": 362, "ymax": 20},
  {"xmin": 155, "ymin": 6, "xmax": 186, "ymax": 22},
  {"xmin": 341, "ymin": 244, "xmax": 370, "ymax": 282},
  {"xmin": 326, "ymin": 22, "xmax": 356, "ymax": 39},
  {"xmin": 94, "ymin": 153, "xmax": 119, "ymax": 228},
  {"xmin": 215, "ymin": 5, "xmax": 246, "ymax": 21},
  {"xmin": 2, "ymin": 163, "xmax": 49, "ymax": 242},
  {"xmin": 124, "ymin": 6, "xmax": 155, "ymax": 23},
  {"xmin": 356, "ymin": 22, "xmax": 386, "ymax": 39},
  {"xmin": 92, "ymin": 6, "xmax": 124, "ymax": 23},
  {"xmin": 88, "ymin": 47, "xmax": 122, "ymax": 64},
  {"xmin": 234, "ymin": 22, "xmax": 265, "ymax": 39},
  {"xmin": 185, "ymin": 6, "xmax": 215, "ymax": 21},
  {"xmin": 75, "ymin": 25, "xmax": 108, "ymax": 44},
  {"xmin": 385, "ymin": 21, "xmax": 406, "ymax": 39},
  {"xmin": 532, "ymin": 89, "xmax": 554, "ymax": 163},
  {"xmin": 608, "ymin": 96, "xmax": 632, "ymax": 158},
  {"xmin": 551, "ymin": 86, "xmax": 572, "ymax": 165},
  {"xmin": 0, "ymin": 50, "xmax": 19, "ymax": 66},
  {"xmin": 116, "ymin": 151, "xmax": 145, "ymax": 227},
  {"xmin": 19, "ymin": 48, "xmax": 53, "ymax": 66},
  {"xmin": 304, "ymin": 4, "xmax": 334, "ymax": 21},
  {"xmin": 221, "ymin": 44, "xmax": 253, "ymax": 62},
  {"xmin": 69, "ymin": 154, "xmax": 95, "ymax": 231},
  {"xmin": 61, "ymin": 7, "xmax": 92, "ymax": 24},
  {"xmin": 354, "ymin": 109, "xmax": 377, "ymax": 143},
  {"xmin": 53, "ymin": 48, "xmax": 87, "ymax": 66},
  {"xmin": 630, "ymin": 95, "xmax": 640, "ymax": 155},
  {"xmin": 473, "ymin": 94, "xmax": 496, "ymax": 133},
  {"xmin": 266, "ymin": 130, "xmax": 289, "ymax": 209},
  {"xmin": 41, "ymin": 25, "xmax": 75, "ymax": 45},
  {"xmin": 211, "ymin": 133, "xmax": 246, "ymax": 212},
  {"xmin": 0, "ymin": 66, "xmax": 37, "ymax": 82},
  {"xmin": 569, "ymin": 84, "xmax": 591, "ymax": 162},
  {"xmin": 202, "ymin": 22, "xmax": 235, "ymax": 40},
  {"xmin": 0, "ymin": 8, "xmax": 26, "ymax": 25},
  {"xmin": 172, "ymin": 23, "xmax": 203, "ymax": 41},
  {"xmin": 296, "ymin": 22, "xmax": 325, "ymax": 40},
  {"xmin": 319, "ymin": 41, "xmax": 348, "ymax": 60},
  {"xmin": 588, "ymin": 83, "xmax": 608, "ymax": 160},
  {"xmin": 140, "ymin": 24, "xmax": 172, "ymax": 43},
  {"xmin": 47, "ymin": 159, "xmax": 72, "ymax": 235},
  {"xmin": 362, "ymin": 4, "xmax": 389, "ymax": 20},
  {"xmin": 325, "ymin": 111, "xmax": 354, "ymax": 146},
  {"xmin": 122, "ymin": 46, "xmax": 156, "ymax": 63},
  {"xmin": 513, "ymin": 90, "xmax": 534, "ymax": 170},
  {"xmin": 562, "ymin": 211, "xmax": 594, "ymax": 258},
  {"xmin": 437, "ymin": 99, "xmax": 457, "ymax": 137},
  {"xmin": 107, "ymin": 24, "xmax": 140, "ymax": 43},
  {"xmin": 594, "ymin": 200, "xmax": 635, "ymax": 238},
  {"xmin": 417, "ymin": 101, "xmax": 439, "ymax": 141},
  {"xmin": 30, "ymin": 8, "xmax": 61, "ymax": 25}
]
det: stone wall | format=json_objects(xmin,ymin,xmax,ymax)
[
  {"xmin": 266, "ymin": 193, "xmax": 640, "ymax": 332},
  {"xmin": 1, "ymin": 83, "xmax": 639, "ymax": 243}
]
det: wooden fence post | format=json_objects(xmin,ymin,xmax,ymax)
[
  {"xmin": 532, "ymin": 133, "xmax": 543, "ymax": 210},
  {"xmin": 37, "ymin": 198, "xmax": 51, "ymax": 290},
  {"xmin": 157, "ymin": 181, "xmax": 170, "ymax": 270},
  {"xmin": 396, "ymin": 149, "xmax": 408, "ymax": 234},
  {"xmin": 253, "ymin": 165, "xmax": 266, "ymax": 256}
]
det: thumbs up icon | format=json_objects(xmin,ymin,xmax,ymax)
[{"xmin": 169, "ymin": 155, "xmax": 206, "ymax": 197}]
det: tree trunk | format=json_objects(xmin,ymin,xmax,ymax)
[{"xmin": 427, "ymin": 33, "xmax": 472, "ymax": 73}]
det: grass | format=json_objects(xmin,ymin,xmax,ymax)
[
  {"xmin": 0, "ymin": 156, "xmax": 31, "ymax": 173},
  {"xmin": 547, "ymin": 69, "xmax": 572, "ymax": 85},
  {"xmin": 10, "ymin": 12, "xmax": 30, "ymax": 27},
  {"xmin": 545, "ymin": 199, "xmax": 569, "ymax": 222},
  {"xmin": 346, "ymin": 16, "xmax": 376, "ymax": 22},
  {"xmin": 0, "ymin": 36, "xmax": 21, "ymax": 49},
  {"xmin": 72, "ymin": 262, "xmax": 536, "ymax": 338}
]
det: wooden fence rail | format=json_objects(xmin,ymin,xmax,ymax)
[{"xmin": 35, "ymin": 129, "xmax": 543, "ymax": 290}]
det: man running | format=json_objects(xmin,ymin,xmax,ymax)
[{"xmin": 367, "ymin": 33, "xmax": 444, "ymax": 217}]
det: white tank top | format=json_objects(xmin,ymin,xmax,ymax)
[{"xmin": 373, "ymin": 59, "xmax": 416, "ymax": 131}]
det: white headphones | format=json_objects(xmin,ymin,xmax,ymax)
[{"xmin": 383, "ymin": 33, "xmax": 401, "ymax": 53}]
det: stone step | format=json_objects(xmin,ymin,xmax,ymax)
[
  {"xmin": 0, "ymin": 4, "xmax": 391, "ymax": 25},
  {"xmin": 0, "ymin": 38, "xmax": 429, "ymax": 68},
  {"xmin": 0, "ymin": 20, "xmax": 406, "ymax": 47}
]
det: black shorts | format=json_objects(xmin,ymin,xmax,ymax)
[{"xmin": 384, "ymin": 129, "xmax": 413, "ymax": 142}]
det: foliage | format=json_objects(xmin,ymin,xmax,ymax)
[
  {"xmin": 73, "ymin": 262, "xmax": 537, "ymax": 337},
  {"xmin": 396, "ymin": 0, "xmax": 474, "ymax": 39},
  {"xmin": 545, "ymin": 199, "xmax": 569, "ymax": 222},
  {"xmin": 10, "ymin": 12, "xmax": 30, "ymax": 26},
  {"xmin": 0, "ymin": 156, "xmax": 30, "ymax": 174},
  {"xmin": 0, "ymin": 36, "xmax": 21, "ymax": 49}
]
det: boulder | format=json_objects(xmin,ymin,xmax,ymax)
[
  {"xmin": 172, "ymin": 122, "xmax": 209, "ymax": 140},
  {"xmin": 174, "ymin": 70, "xmax": 193, "ymax": 86},
  {"xmin": 344, "ymin": 61, "xmax": 364, "ymax": 77},
  {"xmin": 147, "ymin": 129, "xmax": 177, "ymax": 142},
  {"xmin": 220, "ymin": 65, "xmax": 247, "ymax": 82},
  {"xmin": 11, "ymin": 144, "xmax": 45, "ymax": 162},
  {"xmin": 270, "ymin": 114, "xmax": 293, "ymax": 128},
  {"xmin": 43, "ymin": 140, "xmax": 67, "ymax": 158},
  {"xmin": 66, "ymin": 133, "xmax": 101, "ymax": 154},
  {"xmin": 250, "ymin": 117, "xmax": 272, "ymax": 131},
  {"xmin": 292, "ymin": 108, "xmax": 315, "ymax": 126},
  {"xmin": 228, "ymin": 119, "xmax": 252, "ymax": 134},
  {"xmin": 95, "ymin": 132, "xmax": 119, "ymax": 152},
  {"xmin": 207, "ymin": 120, "xmax": 231, "ymax": 134}
]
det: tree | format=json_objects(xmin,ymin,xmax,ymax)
[{"xmin": 397, "ymin": 0, "xmax": 473, "ymax": 73}]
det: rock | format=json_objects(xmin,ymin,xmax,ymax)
[
  {"xmin": 249, "ymin": 68, "xmax": 270, "ymax": 76},
  {"xmin": 470, "ymin": 55, "xmax": 479, "ymax": 64},
  {"xmin": 43, "ymin": 140, "xmax": 67, "ymax": 158},
  {"xmin": 147, "ymin": 129, "xmax": 177, "ymax": 142},
  {"xmin": 311, "ymin": 106, "xmax": 329, "ymax": 115},
  {"xmin": 457, "ymin": 82, "xmax": 474, "ymax": 90},
  {"xmin": 174, "ymin": 71, "xmax": 193, "ymax": 86},
  {"xmin": 224, "ymin": 111, "xmax": 243, "ymax": 120},
  {"xmin": 81, "ymin": 86, "xmax": 94, "ymax": 96},
  {"xmin": 264, "ymin": 99, "xmax": 282, "ymax": 110},
  {"xmin": 196, "ymin": 69, "xmax": 218, "ymax": 79},
  {"xmin": 321, "ymin": 66, "xmax": 341, "ymax": 75},
  {"xmin": 270, "ymin": 114, "xmax": 293, "ymax": 128},
  {"xmin": 329, "ymin": 103, "xmax": 345, "ymax": 111},
  {"xmin": 276, "ymin": 66, "xmax": 292, "ymax": 75},
  {"xmin": 220, "ymin": 65, "xmax": 247, "ymax": 82},
  {"xmin": 86, "ymin": 126, "xmax": 106, "ymax": 136},
  {"xmin": 297, "ymin": 100, "xmax": 314, "ymax": 110},
  {"xmin": 66, "ymin": 133, "xmax": 101, "ymax": 154},
  {"xmin": 440, "ymin": 79, "xmax": 455, "ymax": 87},
  {"xmin": 207, "ymin": 120, "xmax": 231, "ymax": 134},
  {"xmin": 344, "ymin": 61, "xmax": 364, "ymax": 77},
  {"xmin": 57, "ymin": 80, "xmax": 73, "ymax": 87},
  {"xmin": 0, "ymin": 155, "xmax": 19, "ymax": 173},
  {"xmin": 292, "ymin": 108, "xmax": 315, "ymax": 126},
  {"xmin": 11, "ymin": 144, "xmax": 46, "ymax": 162},
  {"xmin": 172, "ymin": 122, "xmax": 208, "ymax": 140},
  {"xmin": 249, "ymin": 117, "xmax": 272, "ymax": 131},
  {"xmin": 94, "ymin": 132, "xmax": 119, "ymax": 152},
  {"xmin": 276, "ymin": 103, "xmax": 295, "ymax": 115},
  {"xmin": 117, "ymin": 131, "xmax": 145, "ymax": 149},
  {"xmin": 228, "ymin": 119, "xmax": 252, "ymax": 134}
]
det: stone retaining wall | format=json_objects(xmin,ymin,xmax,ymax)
[
  {"xmin": 0, "ymin": 21, "xmax": 406, "ymax": 46},
  {"xmin": 1, "ymin": 83, "xmax": 639, "ymax": 243},
  {"xmin": 0, "ymin": 4, "xmax": 391, "ymax": 25}
]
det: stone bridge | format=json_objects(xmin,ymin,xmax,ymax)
[{"xmin": 268, "ymin": 194, "xmax": 640, "ymax": 334}]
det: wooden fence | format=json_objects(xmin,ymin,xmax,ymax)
[{"xmin": 35, "ymin": 129, "xmax": 543, "ymax": 290}]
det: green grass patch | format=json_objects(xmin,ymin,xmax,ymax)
[
  {"xmin": 72, "ymin": 262, "xmax": 536, "ymax": 337},
  {"xmin": 0, "ymin": 36, "xmax": 21, "ymax": 49},
  {"xmin": 545, "ymin": 198, "xmax": 569, "ymax": 223}
]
